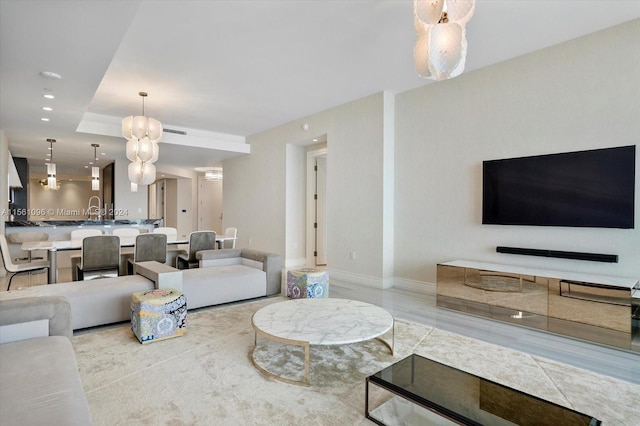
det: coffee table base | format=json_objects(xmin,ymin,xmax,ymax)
[{"xmin": 250, "ymin": 321, "xmax": 394, "ymax": 387}]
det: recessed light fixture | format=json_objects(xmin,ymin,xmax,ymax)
[
  {"xmin": 41, "ymin": 117, "xmax": 50, "ymax": 121},
  {"xmin": 40, "ymin": 71, "xmax": 62, "ymax": 80},
  {"xmin": 313, "ymin": 139, "xmax": 319, "ymax": 142},
  {"xmin": 42, "ymin": 106, "xmax": 52, "ymax": 111},
  {"xmin": 43, "ymin": 94, "xmax": 55, "ymax": 99}
]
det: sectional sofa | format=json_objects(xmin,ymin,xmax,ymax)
[
  {"xmin": 0, "ymin": 249, "xmax": 281, "ymax": 425},
  {"xmin": 0, "ymin": 296, "xmax": 93, "ymax": 425},
  {"xmin": 15, "ymin": 248, "xmax": 282, "ymax": 330}
]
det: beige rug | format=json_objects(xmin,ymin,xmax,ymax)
[{"xmin": 72, "ymin": 296, "xmax": 639, "ymax": 425}]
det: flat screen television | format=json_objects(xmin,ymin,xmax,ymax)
[{"xmin": 482, "ymin": 145, "xmax": 635, "ymax": 229}]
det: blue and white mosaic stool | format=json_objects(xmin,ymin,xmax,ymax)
[
  {"xmin": 131, "ymin": 288, "xmax": 187, "ymax": 344},
  {"xmin": 287, "ymin": 268, "xmax": 329, "ymax": 299}
]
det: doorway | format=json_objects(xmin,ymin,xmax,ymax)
[
  {"xmin": 306, "ymin": 148, "xmax": 327, "ymax": 266},
  {"xmin": 198, "ymin": 176, "xmax": 223, "ymax": 233}
]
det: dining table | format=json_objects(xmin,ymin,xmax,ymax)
[{"xmin": 21, "ymin": 235, "xmax": 236, "ymax": 284}]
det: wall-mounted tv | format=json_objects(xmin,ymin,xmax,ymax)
[{"xmin": 482, "ymin": 145, "xmax": 635, "ymax": 229}]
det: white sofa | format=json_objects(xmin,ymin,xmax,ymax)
[
  {"xmin": 16, "ymin": 249, "xmax": 281, "ymax": 330},
  {"xmin": 0, "ymin": 296, "xmax": 93, "ymax": 425}
]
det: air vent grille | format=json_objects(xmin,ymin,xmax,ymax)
[{"xmin": 163, "ymin": 128, "xmax": 187, "ymax": 135}]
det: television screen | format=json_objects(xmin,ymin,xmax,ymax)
[{"xmin": 482, "ymin": 145, "xmax": 635, "ymax": 229}]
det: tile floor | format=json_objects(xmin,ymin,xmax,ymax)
[{"xmin": 2, "ymin": 267, "xmax": 638, "ymax": 384}]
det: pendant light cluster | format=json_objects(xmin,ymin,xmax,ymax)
[
  {"xmin": 413, "ymin": 0, "xmax": 475, "ymax": 81},
  {"xmin": 91, "ymin": 143, "xmax": 100, "ymax": 191},
  {"xmin": 46, "ymin": 138, "xmax": 57, "ymax": 190},
  {"xmin": 122, "ymin": 92, "xmax": 162, "ymax": 187}
]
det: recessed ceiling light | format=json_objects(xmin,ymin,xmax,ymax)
[
  {"xmin": 313, "ymin": 139, "xmax": 319, "ymax": 142},
  {"xmin": 43, "ymin": 94, "xmax": 55, "ymax": 99},
  {"xmin": 40, "ymin": 71, "xmax": 62, "ymax": 80},
  {"xmin": 41, "ymin": 117, "xmax": 50, "ymax": 121},
  {"xmin": 84, "ymin": 165, "xmax": 89, "ymax": 169},
  {"xmin": 42, "ymin": 106, "xmax": 53, "ymax": 111},
  {"xmin": 101, "ymin": 152, "xmax": 106, "ymax": 156}
]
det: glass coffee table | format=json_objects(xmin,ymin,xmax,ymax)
[{"xmin": 366, "ymin": 354, "xmax": 601, "ymax": 426}]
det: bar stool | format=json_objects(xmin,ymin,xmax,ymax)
[
  {"xmin": 6, "ymin": 232, "xmax": 48, "ymax": 262},
  {"xmin": 0, "ymin": 235, "xmax": 49, "ymax": 290}
]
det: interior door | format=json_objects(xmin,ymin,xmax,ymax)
[
  {"xmin": 315, "ymin": 156, "xmax": 327, "ymax": 265},
  {"xmin": 198, "ymin": 176, "xmax": 223, "ymax": 233}
]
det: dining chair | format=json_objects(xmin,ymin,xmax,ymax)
[
  {"xmin": 1, "ymin": 235, "xmax": 49, "ymax": 290},
  {"xmin": 6, "ymin": 231, "xmax": 48, "ymax": 262},
  {"xmin": 154, "ymin": 227, "xmax": 186, "ymax": 266},
  {"xmin": 222, "ymin": 227, "xmax": 237, "ymax": 249},
  {"xmin": 176, "ymin": 231, "xmax": 217, "ymax": 269},
  {"xmin": 70, "ymin": 229, "xmax": 103, "ymax": 281},
  {"xmin": 112, "ymin": 228, "xmax": 140, "ymax": 273},
  {"xmin": 75, "ymin": 235, "xmax": 121, "ymax": 281},
  {"xmin": 112, "ymin": 228, "xmax": 140, "ymax": 237},
  {"xmin": 126, "ymin": 233, "xmax": 167, "ymax": 275}
]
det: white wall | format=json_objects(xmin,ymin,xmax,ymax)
[
  {"xmin": 216, "ymin": 20, "xmax": 640, "ymax": 289},
  {"xmin": 285, "ymin": 144, "xmax": 306, "ymax": 267},
  {"xmin": 394, "ymin": 19, "xmax": 640, "ymax": 285},
  {"xmin": 29, "ymin": 179, "xmax": 94, "ymax": 220},
  {"xmin": 224, "ymin": 92, "xmax": 394, "ymax": 287},
  {"xmin": 114, "ymin": 155, "xmax": 147, "ymax": 219}
]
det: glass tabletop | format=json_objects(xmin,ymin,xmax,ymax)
[{"xmin": 367, "ymin": 354, "xmax": 601, "ymax": 426}]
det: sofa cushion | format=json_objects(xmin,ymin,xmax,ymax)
[
  {"xmin": 200, "ymin": 256, "xmax": 263, "ymax": 270},
  {"xmin": 0, "ymin": 336, "xmax": 93, "ymax": 425},
  {"xmin": 182, "ymin": 264, "xmax": 266, "ymax": 309},
  {"xmin": 32, "ymin": 276, "xmax": 155, "ymax": 330}
]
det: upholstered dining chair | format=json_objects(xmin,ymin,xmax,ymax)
[
  {"xmin": 112, "ymin": 228, "xmax": 140, "ymax": 273},
  {"xmin": 176, "ymin": 231, "xmax": 217, "ymax": 269},
  {"xmin": 112, "ymin": 228, "xmax": 140, "ymax": 237},
  {"xmin": 126, "ymin": 233, "xmax": 167, "ymax": 275},
  {"xmin": 0, "ymin": 235, "xmax": 49, "ymax": 290},
  {"xmin": 75, "ymin": 235, "xmax": 120, "ymax": 281},
  {"xmin": 154, "ymin": 227, "xmax": 186, "ymax": 266},
  {"xmin": 222, "ymin": 227, "xmax": 237, "ymax": 249},
  {"xmin": 70, "ymin": 229, "xmax": 103, "ymax": 280}
]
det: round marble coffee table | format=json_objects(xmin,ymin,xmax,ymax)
[{"xmin": 250, "ymin": 298, "xmax": 394, "ymax": 386}]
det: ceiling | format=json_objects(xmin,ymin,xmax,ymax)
[{"xmin": 1, "ymin": 0, "xmax": 639, "ymax": 176}]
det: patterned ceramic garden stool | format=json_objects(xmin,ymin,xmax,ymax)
[
  {"xmin": 131, "ymin": 288, "xmax": 187, "ymax": 344},
  {"xmin": 287, "ymin": 268, "xmax": 329, "ymax": 299}
]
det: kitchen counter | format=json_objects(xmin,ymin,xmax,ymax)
[{"xmin": 6, "ymin": 219, "xmax": 162, "ymax": 227}]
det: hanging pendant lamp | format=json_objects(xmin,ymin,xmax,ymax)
[
  {"xmin": 413, "ymin": 0, "xmax": 475, "ymax": 81},
  {"xmin": 46, "ymin": 138, "xmax": 57, "ymax": 190},
  {"xmin": 91, "ymin": 143, "xmax": 100, "ymax": 191},
  {"xmin": 122, "ymin": 92, "xmax": 162, "ymax": 186}
]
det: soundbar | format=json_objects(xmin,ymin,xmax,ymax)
[{"xmin": 496, "ymin": 246, "xmax": 618, "ymax": 263}]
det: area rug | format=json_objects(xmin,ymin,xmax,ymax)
[{"xmin": 72, "ymin": 296, "xmax": 639, "ymax": 425}]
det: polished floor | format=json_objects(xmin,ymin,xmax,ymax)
[
  {"xmin": 2, "ymin": 269, "xmax": 638, "ymax": 385},
  {"xmin": 329, "ymin": 282, "xmax": 640, "ymax": 385}
]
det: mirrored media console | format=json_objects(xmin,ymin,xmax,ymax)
[{"xmin": 437, "ymin": 260, "xmax": 640, "ymax": 353}]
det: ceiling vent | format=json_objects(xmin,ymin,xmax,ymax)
[{"xmin": 163, "ymin": 128, "xmax": 187, "ymax": 136}]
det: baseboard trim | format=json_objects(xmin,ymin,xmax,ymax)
[
  {"xmin": 393, "ymin": 277, "xmax": 435, "ymax": 295},
  {"xmin": 328, "ymin": 269, "xmax": 391, "ymax": 289}
]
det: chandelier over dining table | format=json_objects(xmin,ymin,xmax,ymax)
[{"xmin": 122, "ymin": 92, "xmax": 162, "ymax": 186}]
